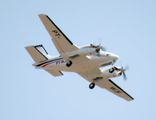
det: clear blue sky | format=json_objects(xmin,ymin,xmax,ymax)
[{"xmin": 0, "ymin": 0, "xmax": 156, "ymax": 120}]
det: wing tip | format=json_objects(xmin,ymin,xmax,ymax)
[
  {"xmin": 38, "ymin": 13, "xmax": 46, "ymax": 16},
  {"xmin": 38, "ymin": 13, "xmax": 49, "ymax": 19},
  {"xmin": 108, "ymin": 79, "xmax": 134, "ymax": 101},
  {"xmin": 127, "ymin": 97, "xmax": 134, "ymax": 101}
]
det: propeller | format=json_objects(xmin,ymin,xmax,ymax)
[
  {"xmin": 120, "ymin": 67, "xmax": 127, "ymax": 80},
  {"xmin": 90, "ymin": 38, "xmax": 106, "ymax": 56},
  {"xmin": 98, "ymin": 37, "xmax": 106, "ymax": 51},
  {"xmin": 90, "ymin": 43, "xmax": 102, "ymax": 56},
  {"xmin": 120, "ymin": 65, "xmax": 129, "ymax": 81}
]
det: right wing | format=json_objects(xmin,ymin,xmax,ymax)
[
  {"xmin": 78, "ymin": 72, "xmax": 134, "ymax": 101},
  {"xmin": 38, "ymin": 14, "xmax": 79, "ymax": 58},
  {"xmin": 96, "ymin": 78, "xmax": 134, "ymax": 101}
]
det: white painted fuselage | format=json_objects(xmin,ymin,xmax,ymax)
[{"xmin": 35, "ymin": 50, "xmax": 119, "ymax": 73}]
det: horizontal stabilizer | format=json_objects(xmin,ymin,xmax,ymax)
[{"xmin": 45, "ymin": 69, "xmax": 63, "ymax": 76}]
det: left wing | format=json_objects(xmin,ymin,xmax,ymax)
[
  {"xmin": 97, "ymin": 79, "xmax": 134, "ymax": 101},
  {"xmin": 39, "ymin": 14, "xmax": 79, "ymax": 60},
  {"xmin": 78, "ymin": 72, "xmax": 134, "ymax": 101}
]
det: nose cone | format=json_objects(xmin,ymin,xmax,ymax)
[{"xmin": 113, "ymin": 55, "xmax": 119, "ymax": 61}]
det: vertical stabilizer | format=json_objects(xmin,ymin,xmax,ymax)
[{"xmin": 25, "ymin": 45, "xmax": 49, "ymax": 63}]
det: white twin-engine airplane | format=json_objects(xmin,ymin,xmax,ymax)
[{"xmin": 25, "ymin": 14, "xmax": 134, "ymax": 101}]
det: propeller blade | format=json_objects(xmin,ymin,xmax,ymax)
[
  {"xmin": 90, "ymin": 37, "xmax": 106, "ymax": 54},
  {"xmin": 120, "ymin": 65, "xmax": 128, "ymax": 81},
  {"xmin": 123, "ymin": 71, "xmax": 127, "ymax": 81},
  {"xmin": 98, "ymin": 37, "xmax": 106, "ymax": 51}
]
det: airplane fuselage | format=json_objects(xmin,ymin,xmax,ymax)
[{"xmin": 35, "ymin": 51, "xmax": 117, "ymax": 73}]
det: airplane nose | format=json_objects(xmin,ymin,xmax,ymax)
[{"xmin": 114, "ymin": 55, "xmax": 119, "ymax": 61}]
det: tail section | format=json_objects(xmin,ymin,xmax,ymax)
[{"xmin": 25, "ymin": 45, "xmax": 50, "ymax": 63}]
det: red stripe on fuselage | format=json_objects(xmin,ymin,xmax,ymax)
[
  {"xmin": 42, "ymin": 59, "xmax": 64, "ymax": 67},
  {"xmin": 42, "ymin": 55, "xmax": 108, "ymax": 67}
]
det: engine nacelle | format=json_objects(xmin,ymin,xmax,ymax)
[{"xmin": 100, "ymin": 67, "xmax": 122, "ymax": 78}]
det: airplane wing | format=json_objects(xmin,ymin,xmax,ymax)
[
  {"xmin": 38, "ymin": 14, "xmax": 79, "ymax": 60},
  {"xmin": 78, "ymin": 72, "xmax": 134, "ymax": 101},
  {"xmin": 97, "ymin": 79, "xmax": 134, "ymax": 101}
]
